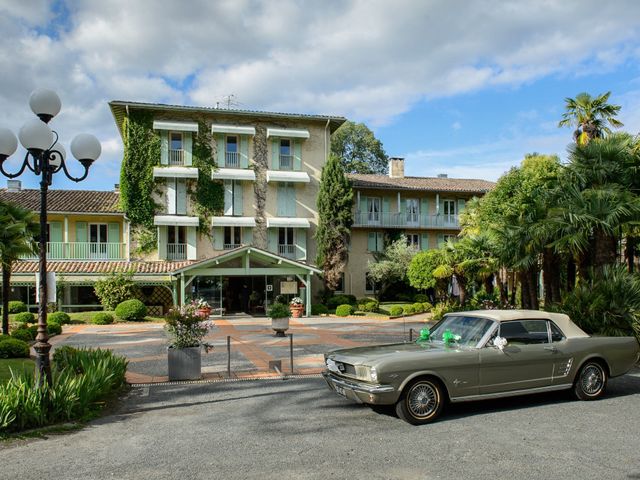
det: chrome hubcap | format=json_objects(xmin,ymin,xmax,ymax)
[
  {"xmin": 408, "ymin": 383, "xmax": 438, "ymax": 417},
  {"xmin": 581, "ymin": 365, "xmax": 604, "ymax": 395}
]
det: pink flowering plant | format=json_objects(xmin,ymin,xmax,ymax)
[{"xmin": 165, "ymin": 301, "xmax": 214, "ymax": 351}]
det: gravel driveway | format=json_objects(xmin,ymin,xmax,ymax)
[{"xmin": 2, "ymin": 369, "xmax": 639, "ymax": 479}]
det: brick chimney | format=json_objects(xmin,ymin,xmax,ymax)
[
  {"xmin": 7, "ymin": 180, "xmax": 21, "ymax": 191},
  {"xmin": 388, "ymin": 157, "xmax": 405, "ymax": 178}
]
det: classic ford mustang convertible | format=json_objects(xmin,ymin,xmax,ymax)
[{"xmin": 322, "ymin": 310, "xmax": 639, "ymax": 425}]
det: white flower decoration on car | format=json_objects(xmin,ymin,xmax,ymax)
[{"xmin": 493, "ymin": 336, "xmax": 508, "ymax": 350}]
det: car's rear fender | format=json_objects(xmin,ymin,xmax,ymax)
[{"xmin": 573, "ymin": 355, "xmax": 611, "ymax": 382}]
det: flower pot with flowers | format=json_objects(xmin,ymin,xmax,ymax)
[
  {"xmin": 268, "ymin": 302, "xmax": 291, "ymax": 337},
  {"xmin": 289, "ymin": 297, "xmax": 305, "ymax": 318},
  {"xmin": 165, "ymin": 301, "xmax": 215, "ymax": 381},
  {"xmin": 195, "ymin": 298, "xmax": 212, "ymax": 318}
]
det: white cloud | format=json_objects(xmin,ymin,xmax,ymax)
[{"xmin": 451, "ymin": 121, "xmax": 461, "ymax": 131}]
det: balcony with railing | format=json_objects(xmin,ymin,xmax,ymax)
[
  {"xmin": 225, "ymin": 151, "xmax": 240, "ymax": 168},
  {"xmin": 223, "ymin": 243, "xmax": 242, "ymax": 250},
  {"xmin": 278, "ymin": 244, "xmax": 296, "ymax": 258},
  {"xmin": 352, "ymin": 212, "xmax": 460, "ymax": 229},
  {"xmin": 169, "ymin": 149, "xmax": 184, "ymax": 165},
  {"xmin": 278, "ymin": 154, "xmax": 293, "ymax": 170},
  {"xmin": 167, "ymin": 243, "xmax": 187, "ymax": 260},
  {"xmin": 20, "ymin": 242, "xmax": 126, "ymax": 260}
]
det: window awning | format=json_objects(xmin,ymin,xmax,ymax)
[
  {"xmin": 267, "ymin": 218, "xmax": 311, "ymax": 228},
  {"xmin": 211, "ymin": 168, "xmax": 256, "ymax": 181},
  {"xmin": 153, "ymin": 167, "xmax": 199, "ymax": 179},
  {"xmin": 266, "ymin": 170, "xmax": 310, "ymax": 183},
  {"xmin": 266, "ymin": 128, "xmax": 310, "ymax": 139},
  {"xmin": 211, "ymin": 124, "xmax": 256, "ymax": 136},
  {"xmin": 154, "ymin": 215, "xmax": 200, "ymax": 227},
  {"xmin": 153, "ymin": 120, "xmax": 199, "ymax": 132},
  {"xmin": 211, "ymin": 216, "xmax": 256, "ymax": 227}
]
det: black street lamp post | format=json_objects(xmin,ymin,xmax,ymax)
[{"xmin": 0, "ymin": 89, "xmax": 101, "ymax": 386}]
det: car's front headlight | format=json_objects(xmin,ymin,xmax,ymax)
[{"xmin": 356, "ymin": 365, "xmax": 378, "ymax": 382}]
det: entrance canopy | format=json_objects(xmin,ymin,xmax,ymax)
[{"xmin": 171, "ymin": 246, "xmax": 321, "ymax": 316}]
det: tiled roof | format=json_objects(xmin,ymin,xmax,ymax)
[
  {"xmin": 11, "ymin": 260, "xmax": 195, "ymax": 275},
  {"xmin": 348, "ymin": 174, "xmax": 495, "ymax": 193},
  {"xmin": 0, "ymin": 188, "xmax": 122, "ymax": 214}
]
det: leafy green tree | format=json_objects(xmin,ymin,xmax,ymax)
[
  {"xmin": 407, "ymin": 249, "xmax": 448, "ymax": 297},
  {"xmin": 316, "ymin": 154, "xmax": 353, "ymax": 291},
  {"xmin": 0, "ymin": 201, "xmax": 39, "ymax": 335},
  {"xmin": 94, "ymin": 271, "xmax": 140, "ymax": 310},
  {"xmin": 331, "ymin": 121, "xmax": 388, "ymax": 174},
  {"xmin": 367, "ymin": 235, "xmax": 417, "ymax": 299},
  {"xmin": 558, "ymin": 91, "xmax": 623, "ymax": 144}
]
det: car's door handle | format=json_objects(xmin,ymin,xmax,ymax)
[{"xmin": 544, "ymin": 346, "xmax": 557, "ymax": 352}]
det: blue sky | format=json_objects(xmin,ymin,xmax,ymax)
[{"xmin": 0, "ymin": 0, "xmax": 639, "ymax": 191}]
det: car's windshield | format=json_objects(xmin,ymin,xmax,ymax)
[{"xmin": 429, "ymin": 315, "xmax": 495, "ymax": 347}]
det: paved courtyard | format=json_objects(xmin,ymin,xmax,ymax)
[
  {"xmin": 2, "ymin": 370, "xmax": 639, "ymax": 479},
  {"xmin": 50, "ymin": 315, "xmax": 430, "ymax": 383}
]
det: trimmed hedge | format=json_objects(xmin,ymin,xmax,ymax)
[
  {"xmin": 412, "ymin": 302, "xmax": 424, "ymax": 313},
  {"xmin": 358, "ymin": 300, "xmax": 379, "ymax": 313},
  {"xmin": 48, "ymin": 312, "xmax": 71, "ymax": 325},
  {"xmin": 14, "ymin": 312, "xmax": 35, "ymax": 324},
  {"xmin": 10, "ymin": 329, "xmax": 33, "ymax": 342},
  {"xmin": 92, "ymin": 312, "xmax": 114, "ymax": 325},
  {"xmin": 389, "ymin": 306, "xmax": 404, "ymax": 316},
  {"xmin": 0, "ymin": 338, "xmax": 30, "ymax": 358},
  {"xmin": 115, "ymin": 299, "xmax": 147, "ymax": 321},
  {"xmin": 327, "ymin": 295, "xmax": 357, "ymax": 309},
  {"xmin": 47, "ymin": 322, "xmax": 62, "ymax": 335},
  {"xmin": 335, "ymin": 304, "xmax": 354, "ymax": 317},
  {"xmin": 421, "ymin": 302, "xmax": 433, "ymax": 312},
  {"xmin": 8, "ymin": 301, "xmax": 27, "ymax": 314},
  {"xmin": 403, "ymin": 305, "xmax": 416, "ymax": 315},
  {"xmin": 311, "ymin": 304, "xmax": 329, "ymax": 315}
]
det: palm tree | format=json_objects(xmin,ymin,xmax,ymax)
[
  {"xmin": 0, "ymin": 201, "xmax": 39, "ymax": 335},
  {"xmin": 558, "ymin": 91, "xmax": 623, "ymax": 145}
]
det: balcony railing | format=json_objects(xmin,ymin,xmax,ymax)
[
  {"xmin": 278, "ymin": 244, "xmax": 296, "ymax": 258},
  {"xmin": 223, "ymin": 243, "xmax": 241, "ymax": 250},
  {"xmin": 352, "ymin": 212, "xmax": 460, "ymax": 229},
  {"xmin": 278, "ymin": 154, "xmax": 293, "ymax": 170},
  {"xmin": 20, "ymin": 242, "xmax": 126, "ymax": 260},
  {"xmin": 169, "ymin": 149, "xmax": 184, "ymax": 165},
  {"xmin": 167, "ymin": 243, "xmax": 187, "ymax": 260},
  {"xmin": 225, "ymin": 151, "xmax": 240, "ymax": 168}
]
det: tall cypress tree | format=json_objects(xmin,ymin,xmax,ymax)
[{"xmin": 316, "ymin": 154, "xmax": 354, "ymax": 291}]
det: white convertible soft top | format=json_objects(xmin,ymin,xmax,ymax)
[{"xmin": 445, "ymin": 309, "xmax": 590, "ymax": 339}]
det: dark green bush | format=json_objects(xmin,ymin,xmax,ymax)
[
  {"xmin": 0, "ymin": 338, "xmax": 30, "ymax": 358},
  {"xmin": 0, "ymin": 334, "xmax": 10, "ymax": 342},
  {"xmin": 8, "ymin": 301, "xmax": 27, "ymax": 314},
  {"xmin": 10, "ymin": 329, "xmax": 33, "ymax": 342},
  {"xmin": 421, "ymin": 302, "xmax": 433, "ymax": 312},
  {"xmin": 414, "ymin": 294, "xmax": 429, "ymax": 303},
  {"xmin": 115, "ymin": 299, "xmax": 147, "ymax": 321},
  {"xmin": 92, "ymin": 312, "xmax": 114, "ymax": 325},
  {"xmin": 335, "ymin": 304, "xmax": 354, "ymax": 317},
  {"xmin": 28, "ymin": 325, "xmax": 38, "ymax": 339},
  {"xmin": 48, "ymin": 312, "xmax": 71, "ymax": 325},
  {"xmin": 358, "ymin": 300, "xmax": 379, "ymax": 313},
  {"xmin": 403, "ymin": 305, "xmax": 416, "ymax": 315},
  {"xmin": 47, "ymin": 322, "xmax": 62, "ymax": 335},
  {"xmin": 268, "ymin": 302, "xmax": 291, "ymax": 318},
  {"xmin": 396, "ymin": 293, "xmax": 414, "ymax": 302},
  {"xmin": 14, "ymin": 312, "xmax": 35, "ymax": 324},
  {"xmin": 311, "ymin": 304, "xmax": 329, "ymax": 315},
  {"xmin": 389, "ymin": 306, "xmax": 404, "ymax": 316},
  {"xmin": 327, "ymin": 295, "xmax": 357, "ymax": 308}
]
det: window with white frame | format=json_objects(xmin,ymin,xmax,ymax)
[
  {"xmin": 366, "ymin": 197, "xmax": 381, "ymax": 223},
  {"xmin": 443, "ymin": 199, "xmax": 456, "ymax": 219},
  {"xmin": 169, "ymin": 132, "xmax": 183, "ymax": 165},
  {"xmin": 279, "ymin": 139, "xmax": 292, "ymax": 170},
  {"xmin": 335, "ymin": 272, "xmax": 345, "ymax": 294},
  {"xmin": 405, "ymin": 198, "xmax": 419, "ymax": 225},
  {"xmin": 365, "ymin": 273, "xmax": 378, "ymax": 294},
  {"xmin": 223, "ymin": 180, "xmax": 242, "ymax": 216},
  {"xmin": 223, "ymin": 226, "xmax": 242, "ymax": 249},
  {"xmin": 167, "ymin": 226, "xmax": 187, "ymax": 260},
  {"xmin": 406, "ymin": 233, "xmax": 420, "ymax": 249},
  {"xmin": 225, "ymin": 135, "xmax": 239, "ymax": 167},
  {"xmin": 443, "ymin": 234, "xmax": 458, "ymax": 244},
  {"xmin": 278, "ymin": 227, "xmax": 295, "ymax": 257}
]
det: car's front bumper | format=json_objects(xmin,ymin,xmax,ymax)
[{"xmin": 322, "ymin": 371, "xmax": 397, "ymax": 405}]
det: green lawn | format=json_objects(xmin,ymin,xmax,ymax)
[
  {"xmin": 0, "ymin": 358, "xmax": 35, "ymax": 383},
  {"xmin": 8, "ymin": 310, "xmax": 165, "ymax": 325}
]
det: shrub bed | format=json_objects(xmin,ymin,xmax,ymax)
[
  {"xmin": 311, "ymin": 304, "xmax": 329, "ymax": 315},
  {"xmin": 414, "ymin": 294, "xmax": 429, "ymax": 303},
  {"xmin": 389, "ymin": 306, "xmax": 404, "ymax": 316},
  {"xmin": 47, "ymin": 322, "xmax": 62, "ymax": 335},
  {"xmin": 92, "ymin": 312, "xmax": 114, "ymax": 325},
  {"xmin": 412, "ymin": 302, "xmax": 424, "ymax": 313},
  {"xmin": 0, "ymin": 338, "xmax": 30, "ymax": 359},
  {"xmin": 48, "ymin": 312, "xmax": 71, "ymax": 325},
  {"xmin": 403, "ymin": 305, "xmax": 416, "ymax": 315},
  {"xmin": 327, "ymin": 295, "xmax": 357, "ymax": 309},
  {"xmin": 8, "ymin": 301, "xmax": 27, "ymax": 314},
  {"xmin": 0, "ymin": 347, "xmax": 128, "ymax": 434},
  {"xmin": 358, "ymin": 300, "xmax": 379, "ymax": 313},
  {"xmin": 115, "ymin": 299, "xmax": 147, "ymax": 321},
  {"xmin": 14, "ymin": 312, "xmax": 35, "ymax": 324},
  {"xmin": 10, "ymin": 329, "xmax": 33, "ymax": 342},
  {"xmin": 335, "ymin": 304, "xmax": 354, "ymax": 317}
]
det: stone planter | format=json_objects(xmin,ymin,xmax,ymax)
[
  {"xmin": 290, "ymin": 304, "xmax": 304, "ymax": 318},
  {"xmin": 168, "ymin": 346, "xmax": 202, "ymax": 381},
  {"xmin": 271, "ymin": 317, "xmax": 290, "ymax": 337}
]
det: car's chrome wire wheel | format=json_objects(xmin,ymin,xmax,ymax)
[
  {"xmin": 580, "ymin": 363, "xmax": 605, "ymax": 396},
  {"xmin": 407, "ymin": 382, "xmax": 439, "ymax": 418}
]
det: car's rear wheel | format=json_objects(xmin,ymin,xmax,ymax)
[
  {"xmin": 574, "ymin": 361, "xmax": 607, "ymax": 400},
  {"xmin": 395, "ymin": 377, "xmax": 444, "ymax": 425}
]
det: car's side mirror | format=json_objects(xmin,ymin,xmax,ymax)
[{"xmin": 492, "ymin": 336, "xmax": 508, "ymax": 351}]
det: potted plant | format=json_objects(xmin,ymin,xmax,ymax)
[
  {"xmin": 289, "ymin": 297, "xmax": 305, "ymax": 318},
  {"xmin": 165, "ymin": 302, "xmax": 214, "ymax": 381},
  {"xmin": 195, "ymin": 298, "xmax": 212, "ymax": 318},
  {"xmin": 268, "ymin": 302, "xmax": 291, "ymax": 337}
]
